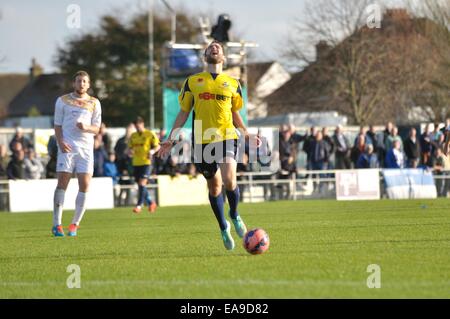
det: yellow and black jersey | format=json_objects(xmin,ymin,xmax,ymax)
[
  {"xmin": 178, "ymin": 72, "xmax": 244, "ymax": 144},
  {"xmin": 128, "ymin": 130, "xmax": 160, "ymax": 166}
]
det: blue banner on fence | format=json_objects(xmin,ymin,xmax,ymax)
[{"xmin": 382, "ymin": 169, "xmax": 437, "ymax": 199}]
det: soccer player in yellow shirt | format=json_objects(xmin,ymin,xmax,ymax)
[
  {"xmin": 129, "ymin": 116, "xmax": 160, "ymax": 213},
  {"xmin": 157, "ymin": 41, "xmax": 260, "ymax": 250}
]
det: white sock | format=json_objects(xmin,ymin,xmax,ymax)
[
  {"xmin": 72, "ymin": 192, "xmax": 87, "ymax": 226},
  {"xmin": 53, "ymin": 189, "xmax": 65, "ymax": 227}
]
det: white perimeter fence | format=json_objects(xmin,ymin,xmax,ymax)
[{"xmin": 1, "ymin": 169, "xmax": 449, "ymax": 212}]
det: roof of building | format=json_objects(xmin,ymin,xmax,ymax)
[
  {"xmin": 8, "ymin": 73, "xmax": 68, "ymax": 118},
  {"xmin": 246, "ymin": 61, "xmax": 274, "ymax": 92},
  {"xmin": 0, "ymin": 74, "xmax": 29, "ymax": 118}
]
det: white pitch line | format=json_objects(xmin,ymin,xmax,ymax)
[{"xmin": 1, "ymin": 279, "xmax": 449, "ymax": 288}]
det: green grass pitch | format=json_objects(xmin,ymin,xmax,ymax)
[{"xmin": 0, "ymin": 199, "xmax": 449, "ymax": 298}]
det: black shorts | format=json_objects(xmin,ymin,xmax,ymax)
[
  {"xmin": 133, "ymin": 165, "xmax": 151, "ymax": 181},
  {"xmin": 193, "ymin": 139, "xmax": 238, "ymax": 179}
]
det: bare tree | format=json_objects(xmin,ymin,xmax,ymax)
[
  {"xmin": 284, "ymin": 0, "xmax": 373, "ymax": 63},
  {"xmin": 407, "ymin": 0, "xmax": 450, "ymax": 122},
  {"xmin": 283, "ymin": 0, "xmax": 395, "ymax": 124},
  {"xmin": 282, "ymin": 0, "xmax": 433, "ymax": 125}
]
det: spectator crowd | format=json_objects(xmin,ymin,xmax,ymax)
[
  {"xmin": 0, "ymin": 123, "xmax": 201, "ymax": 192},
  {"xmin": 277, "ymin": 120, "xmax": 450, "ymax": 196},
  {"xmin": 1, "ymin": 120, "xmax": 450, "ymax": 197}
]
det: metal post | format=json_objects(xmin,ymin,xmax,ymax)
[
  {"xmin": 161, "ymin": 0, "xmax": 176, "ymax": 43},
  {"xmin": 249, "ymin": 173, "xmax": 254, "ymax": 203},
  {"xmin": 292, "ymin": 173, "xmax": 297, "ymax": 201},
  {"xmin": 148, "ymin": 0, "xmax": 155, "ymax": 129},
  {"xmin": 171, "ymin": 13, "xmax": 176, "ymax": 43}
]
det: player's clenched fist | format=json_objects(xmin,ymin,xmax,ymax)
[
  {"xmin": 156, "ymin": 140, "xmax": 174, "ymax": 158},
  {"xmin": 76, "ymin": 122, "xmax": 88, "ymax": 131}
]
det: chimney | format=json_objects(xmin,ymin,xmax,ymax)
[
  {"xmin": 382, "ymin": 9, "xmax": 410, "ymax": 25},
  {"xmin": 315, "ymin": 40, "xmax": 331, "ymax": 61},
  {"xmin": 29, "ymin": 58, "xmax": 43, "ymax": 81}
]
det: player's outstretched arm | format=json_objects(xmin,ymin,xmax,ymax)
[
  {"xmin": 156, "ymin": 110, "xmax": 190, "ymax": 158},
  {"xmin": 232, "ymin": 111, "xmax": 262, "ymax": 148}
]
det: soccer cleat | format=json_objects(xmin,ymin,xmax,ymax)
[
  {"xmin": 52, "ymin": 225, "xmax": 65, "ymax": 237},
  {"xmin": 67, "ymin": 224, "xmax": 78, "ymax": 237},
  {"xmin": 148, "ymin": 201, "xmax": 157, "ymax": 213},
  {"xmin": 133, "ymin": 206, "xmax": 142, "ymax": 214},
  {"xmin": 231, "ymin": 215, "xmax": 247, "ymax": 238},
  {"xmin": 221, "ymin": 221, "xmax": 235, "ymax": 250}
]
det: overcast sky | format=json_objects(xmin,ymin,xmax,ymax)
[{"xmin": 0, "ymin": 0, "xmax": 306, "ymax": 74}]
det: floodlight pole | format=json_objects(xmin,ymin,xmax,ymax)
[
  {"xmin": 148, "ymin": 0, "xmax": 155, "ymax": 129},
  {"xmin": 148, "ymin": 0, "xmax": 177, "ymax": 129},
  {"xmin": 161, "ymin": 0, "xmax": 176, "ymax": 43}
]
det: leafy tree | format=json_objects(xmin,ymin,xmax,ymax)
[{"xmin": 56, "ymin": 11, "xmax": 199, "ymax": 127}]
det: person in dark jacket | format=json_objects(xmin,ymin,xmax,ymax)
[
  {"xmin": 403, "ymin": 128, "xmax": 421, "ymax": 168},
  {"xmin": 302, "ymin": 126, "xmax": 317, "ymax": 171},
  {"xmin": 310, "ymin": 131, "xmax": 330, "ymax": 192},
  {"xmin": 114, "ymin": 123, "xmax": 135, "ymax": 176},
  {"xmin": 332, "ymin": 125, "xmax": 351, "ymax": 169},
  {"xmin": 379, "ymin": 121, "xmax": 394, "ymax": 167},
  {"xmin": 365, "ymin": 125, "xmax": 378, "ymax": 150},
  {"xmin": 420, "ymin": 123, "xmax": 433, "ymax": 167},
  {"xmin": 46, "ymin": 135, "xmax": 58, "ymax": 178},
  {"xmin": 351, "ymin": 134, "xmax": 366, "ymax": 168},
  {"xmin": 9, "ymin": 127, "xmax": 33, "ymax": 153},
  {"xmin": 93, "ymin": 136, "xmax": 108, "ymax": 177},
  {"xmin": 104, "ymin": 152, "xmax": 119, "ymax": 185},
  {"xmin": 7, "ymin": 149, "xmax": 26, "ymax": 180},
  {"xmin": 310, "ymin": 131, "xmax": 330, "ymax": 170},
  {"xmin": 322, "ymin": 127, "xmax": 335, "ymax": 169},
  {"xmin": 277, "ymin": 124, "xmax": 304, "ymax": 199},
  {"xmin": 279, "ymin": 124, "xmax": 304, "ymax": 174},
  {"xmin": 99, "ymin": 122, "xmax": 113, "ymax": 153}
]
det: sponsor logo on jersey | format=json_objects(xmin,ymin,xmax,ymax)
[{"xmin": 199, "ymin": 92, "xmax": 230, "ymax": 101}]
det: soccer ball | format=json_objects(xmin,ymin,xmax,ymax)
[{"xmin": 243, "ymin": 228, "xmax": 270, "ymax": 255}]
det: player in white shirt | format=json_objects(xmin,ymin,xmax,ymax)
[{"xmin": 52, "ymin": 71, "xmax": 102, "ymax": 237}]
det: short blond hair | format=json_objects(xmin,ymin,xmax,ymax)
[{"xmin": 73, "ymin": 70, "xmax": 90, "ymax": 82}]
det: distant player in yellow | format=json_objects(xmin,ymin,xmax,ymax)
[
  {"xmin": 157, "ymin": 41, "xmax": 260, "ymax": 250},
  {"xmin": 129, "ymin": 116, "xmax": 160, "ymax": 213}
]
